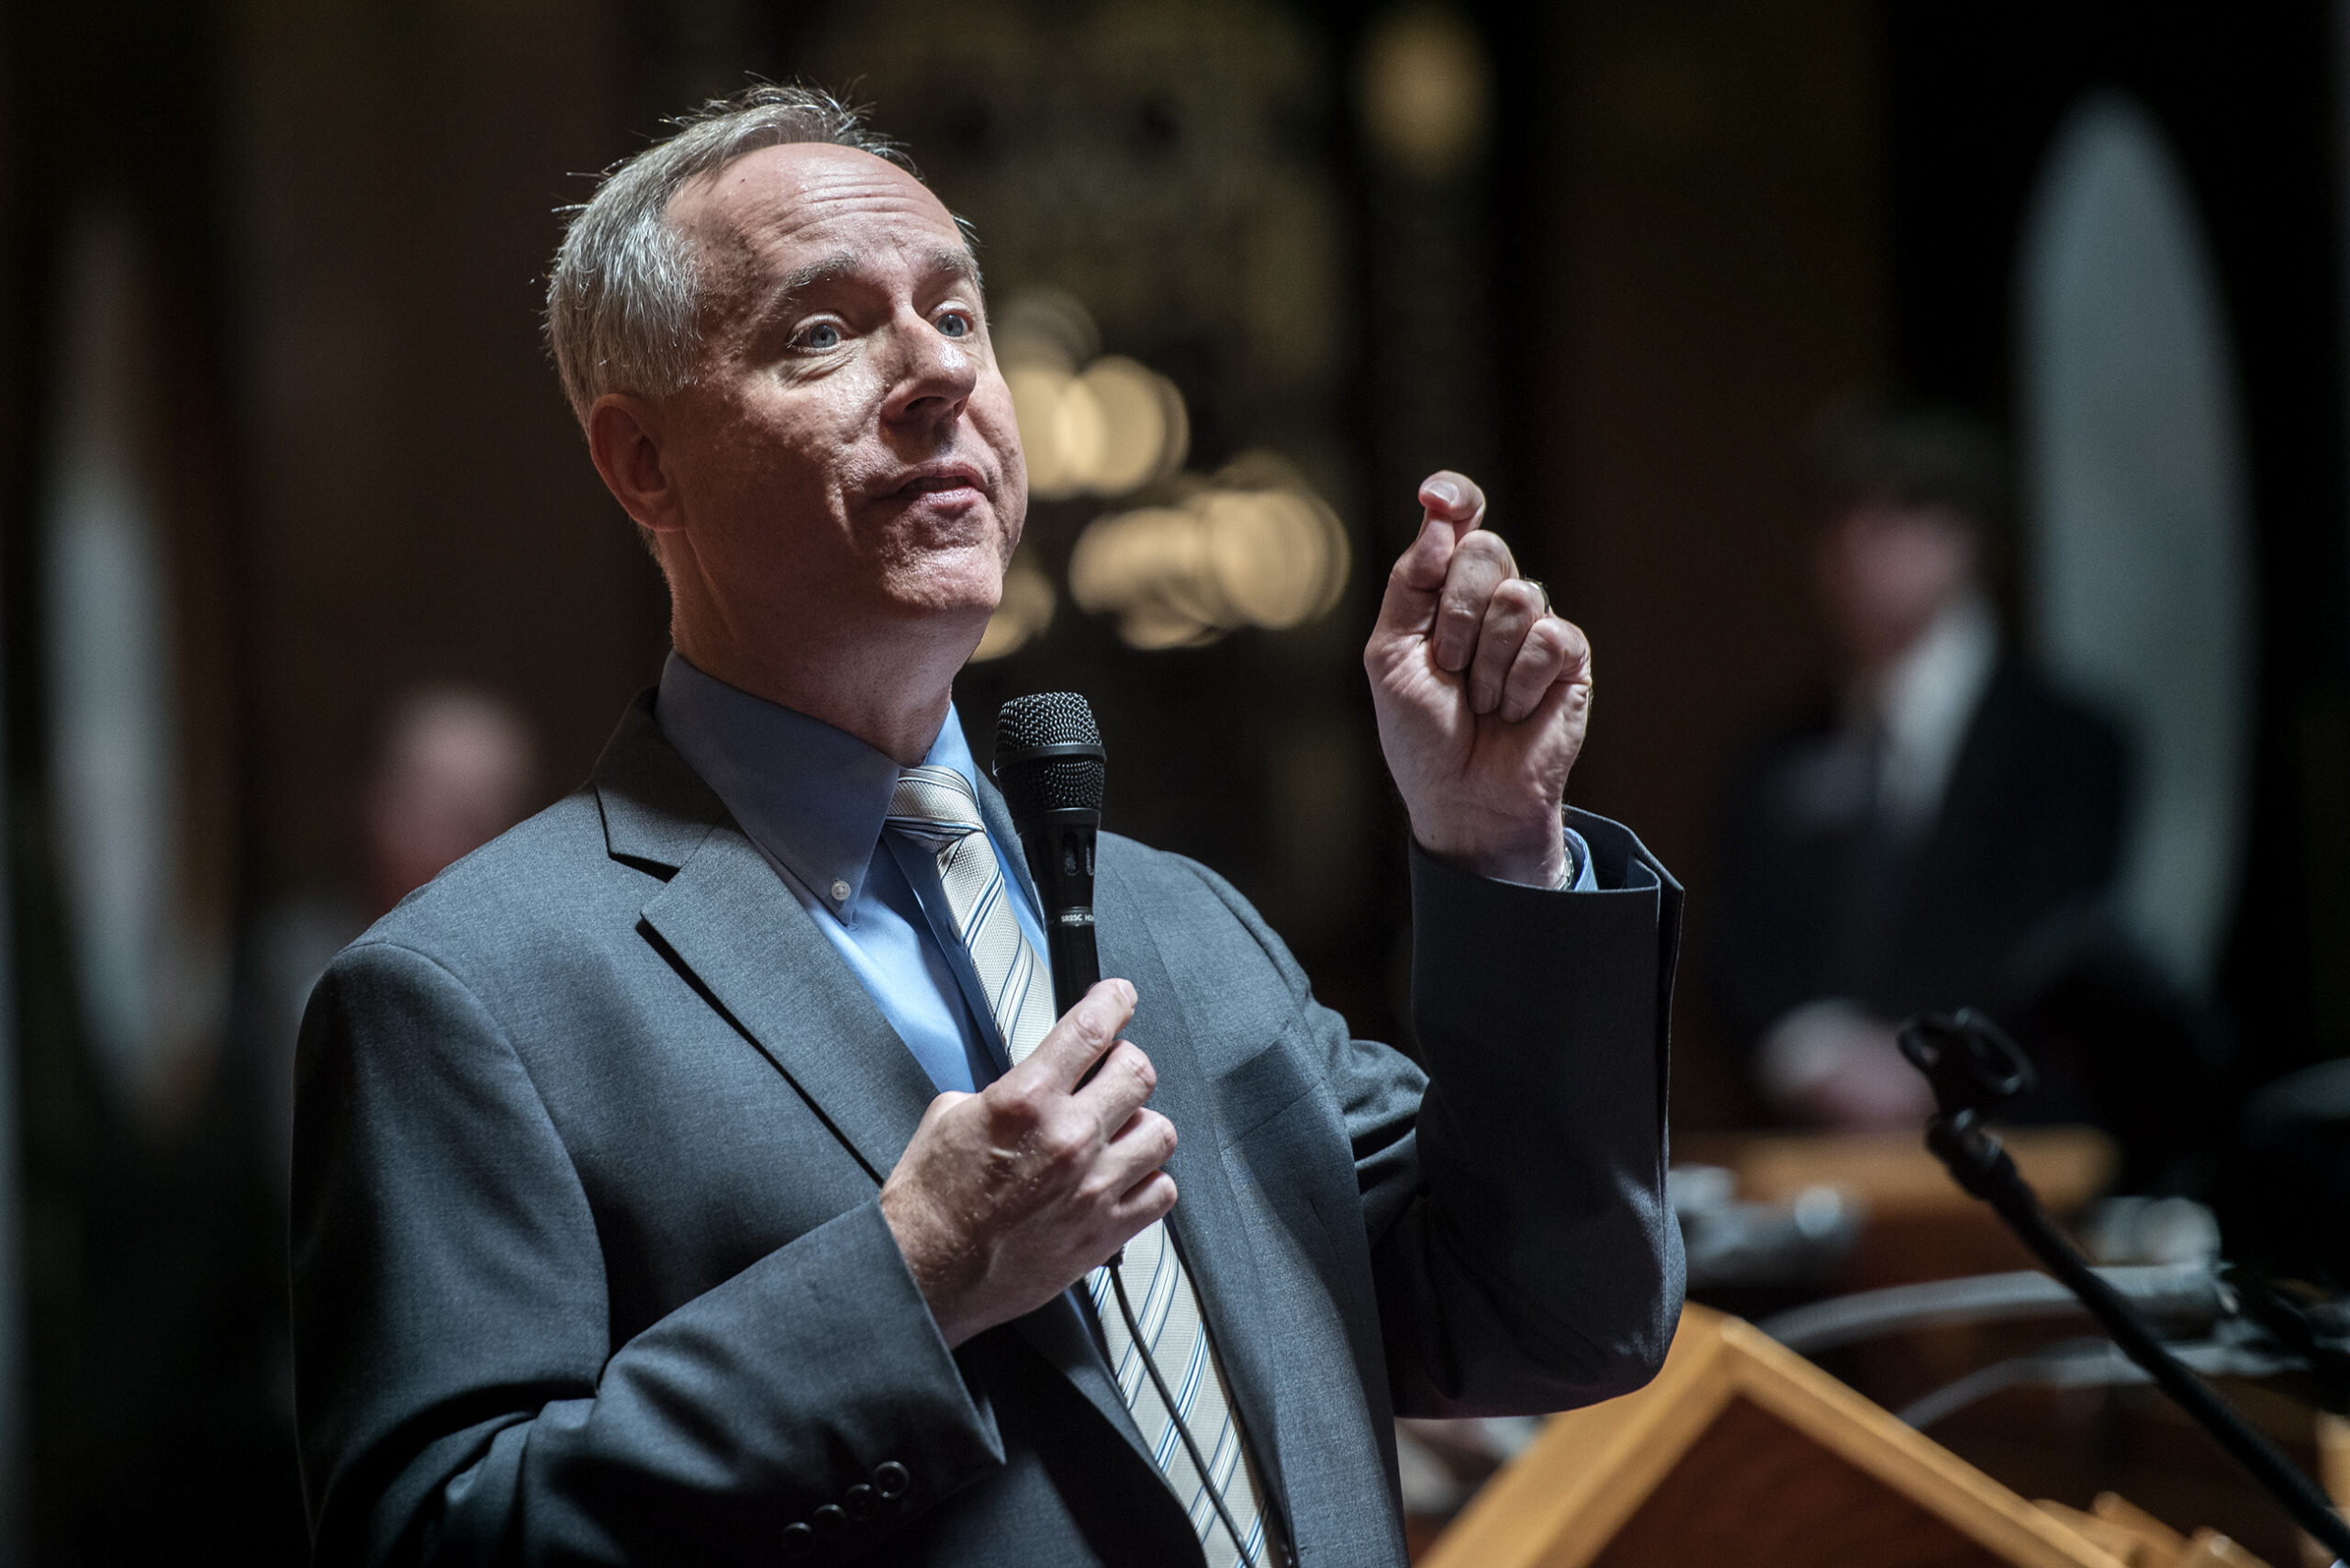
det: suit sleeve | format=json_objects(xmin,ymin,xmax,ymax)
[
  {"xmin": 1372, "ymin": 810, "xmax": 1685, "ymax": 1415},
  {"xmin": 292, "ymin": 940, "xmax": 1003, "ymax": 1568},
  {"xmin": 1175, "ymin": 811, "xmax": 1683, "ymax": 1418}
]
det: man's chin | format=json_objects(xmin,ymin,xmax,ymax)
[{"xmin": 878, "ymin": 565, "xmax": 1003, "ymax": 627}]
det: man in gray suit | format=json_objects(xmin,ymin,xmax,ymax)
[{"xmin": 292, "ymin": 87, "xmax": 1683, "ymax": 1567}]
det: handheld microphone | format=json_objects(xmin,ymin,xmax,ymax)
[{"xmin": 992, "ymin": 693, "xmax": 1105, "ymax": 1017}]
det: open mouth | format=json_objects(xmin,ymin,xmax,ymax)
[{"xmin": 893, "ymin": 464, "xmax": 987, "ymax": 498}]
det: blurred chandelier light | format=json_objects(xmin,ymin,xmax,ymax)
[
  {"xmin": 999, "ymin": 290, "xmax": 1189, "ymax": 501},
  {"xmin": 969, "ymin": 548, "xmax": 1057, "ymax": 663},
  {"xmin": 1359, "ymin": 6, "xmax": 1493, "ymax": 179},
  {"xmin": 1069, "ymin": 453, "xmax": 1350, "ymax": 650}
]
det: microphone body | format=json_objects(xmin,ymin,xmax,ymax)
[{"xmin": 992, "ymin": 694, "xmax": 1106, "ymax": 1017}]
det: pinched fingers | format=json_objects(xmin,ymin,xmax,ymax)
[
  {"xmin": 1372, "ymin": 472, "xmax": 1494, "ymax": 657},
  {"xmin": 1506, "ymin": 613, "xmax": 1590, "ymax": 723},
  {"xmin": 1432, "ymin": 532, "xmax": 1518, "ymax": 673},
  {"xmin": 1465, "ymin": 577, "xmax": 1550, "ymax": 714},
  {"xmin": 1418, "ymin": 470, "xmax": 1488, "ymax": 530},
  {"xmin": 1500, "ymin": 613, "xmax": 1591, "ymax": 723}
]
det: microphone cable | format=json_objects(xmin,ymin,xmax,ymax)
[{"xmin": 1105, "ymin": 1250, "xmax": 1259, "ymax": 1566}]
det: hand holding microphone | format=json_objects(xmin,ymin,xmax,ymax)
[
  {"xmin": 878, "ymin": 694, "xmax": 1173, "ymax": 1348},
  {"xmin": 878, "ymin": 978, "xmax": 1176, "ymax": 1349}
]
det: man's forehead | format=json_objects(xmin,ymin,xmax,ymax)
[{"xmin": 676, "ymin": 142, "xmax": 970, "ymax": 274}]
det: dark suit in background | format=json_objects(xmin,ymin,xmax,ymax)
[
  {"xmin": 1714, "ymin": 661, "xmax": 2127, "ymax": 1092},
  {"xmin": 293, "ymin": 696, "xmax": 1684, "ymax": 1566}
]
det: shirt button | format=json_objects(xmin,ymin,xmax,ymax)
[
  {"xmin": 830, "ymin": 879, "xmax": 852, "ymax": 902},
  {"xmin": 873, "ymin": 1461, "xmax": 910, "ymax": 1499},
  {"xmin": 844, "ymin": 1483, "xmax": 878, "ymax": 1520},
  {"xmin": 780, "ymin": 1521, "xmax": 815, "ymax": 1554},
  {"xmin": 811, "ymin": 1504, "xmax": 848, "ymax": 1538}
]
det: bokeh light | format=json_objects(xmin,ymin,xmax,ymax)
[
  {"xmin": 1069, "ymin": 453, "xmax": 1350, "ymax": 648},
  {"xmin": 999, "ymin": 289, "xmax": 1191, "ymax": 501},
  {"xmin": 1357, "ymin": 6, "xmax": 1493, "ymax": 179}
]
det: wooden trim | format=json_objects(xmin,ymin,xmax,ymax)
[{"xmin": 1421, "ymin": 1305, "xmax": 2129, "ymax": 1568}]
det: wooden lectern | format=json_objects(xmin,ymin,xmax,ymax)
[{"xmin": 1420, "ymin": 1305, "xmax": 2131, "ymax": 1568}]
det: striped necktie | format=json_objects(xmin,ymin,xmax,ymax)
[{"xmin": 885, "ymin": 765, "xmax": 1267, "ymax": 1568}]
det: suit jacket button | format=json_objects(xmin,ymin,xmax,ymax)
[
  {"xmin": 873, "ymin": 1461, "xmax": 910, "ymax": 1499},
  {"xmin": 780, "ymin": 1521, "xmax": 815, "ymax": 1554},
  {"xmin": 811, "ymin": 1504, "xmax": 848, "ymax": 1539},
  {"xmin": 844, "ymin": 1484, "xmax": 878, "ymax": 1521}
]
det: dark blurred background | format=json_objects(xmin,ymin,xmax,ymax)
[{"xmin": 3, "ymin": 0, "xmax": 2347, "ymax": 1562}]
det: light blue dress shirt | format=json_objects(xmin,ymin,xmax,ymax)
[
  {"xmin": 656, "ymin": 651, "xmax": 1051, "ymax": 1094},
  {"xmin": 654, "ymin": 649, "xmax": 1596, "ymax": 1096}
]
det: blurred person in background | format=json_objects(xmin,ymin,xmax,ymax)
[
  {"xmin": 1711, "ymin": 404, "xmax": 2130, "ymax": 1130},
  {"xmin": 68, "ymin": 686, "xmax": 542, "ymax": 1565},
  {"xmin": 247, "ymin": 684, "xmax": 540, "ymax": 1199},
  {"xmin": 357, "ymin": 686, "xmax": 542, "ymax": 922}
]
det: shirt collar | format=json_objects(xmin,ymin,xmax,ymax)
[
  {"xmin": 1871, "ymin": 591, "xmax": 1998, "ymax": 752},
  {"xmin": 1858, "ymin": 591, "xmax": 2000, "ymax": 829},
  {"xmin": 654, "ymin": 650, "xmax": 981, "ymax": 918}
]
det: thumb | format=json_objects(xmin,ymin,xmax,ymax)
[{"xmin": 1371, "ymin": 510, "xmax": 1458, "ymax": 648}]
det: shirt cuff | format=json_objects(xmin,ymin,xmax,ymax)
[
  {"xmin": 1563, "ymin": 827, "xmax": 1597, "ymax": 891},
  {"xmin": 1436, "ymin": 826, "xmax": 1601, "ymax": 891}
]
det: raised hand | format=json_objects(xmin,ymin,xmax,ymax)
[
  {"xmin": 878, "ymin": 980, "xmax": 1178, "ymax": 1347},
  {"xmin": 1364, "ymin": 471, "xmax": 1594, "ymax": 888}
]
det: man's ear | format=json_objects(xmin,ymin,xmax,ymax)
[{"xmin": 587, "ymin": 393, "xmax": 687, "ymax": 534}]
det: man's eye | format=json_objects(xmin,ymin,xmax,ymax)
[
  {"xmin": 799, "ymin": 321, "xmax": 843, "ymax": 351},
  {"xmin": 936, "ymin": 311, "xmax": 972, "ymax": 339}
]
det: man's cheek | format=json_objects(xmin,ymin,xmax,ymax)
[{"xmin": 994, "ymin": 465, "xmax": 1028, "ymax": 558}]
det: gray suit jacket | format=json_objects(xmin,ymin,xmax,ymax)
[{"xmin": 292, "ymin": 694, "xmax": 1684, "ymax": 1567}]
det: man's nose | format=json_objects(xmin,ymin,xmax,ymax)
[{"xmin": 879, "ymin": 310, "xmax": 979, "ymax": 430}]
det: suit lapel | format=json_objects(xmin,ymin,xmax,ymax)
[
  {"xmin": 639, "ymin": 827, "xmax": 940, "ymax": 1184},
  {"xmin": 598, "ymin": 693, "xmax": 936, "ymax": 1183},
  {"xmin": 601, "ymin": 702, "xmax": 1174, "ymax": 1483}
]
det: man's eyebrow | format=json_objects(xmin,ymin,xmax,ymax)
[
  {"xmin": 928, "ymin": 245, "xmax": 984, "ymax": 294},
  {"xmin": 761, "ymin": 252, "xmax": 861, "ymax": 317},
  {"xmin": 755, "ymin": 246, "xmax": 984, "ymax": 319}
]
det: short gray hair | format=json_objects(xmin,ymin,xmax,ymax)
[{"xmin": 545, "ymin": 85, "xmax": 909, "ymax": 427}]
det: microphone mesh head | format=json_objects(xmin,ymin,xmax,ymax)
[{"xmin": 994, "ymin": 693, "xmax": 1105, "ymax": 816}]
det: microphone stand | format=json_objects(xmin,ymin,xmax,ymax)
[{"xmin": 1899, "ymin": 1011, "xmax": 2350, "ymax": 1562}]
